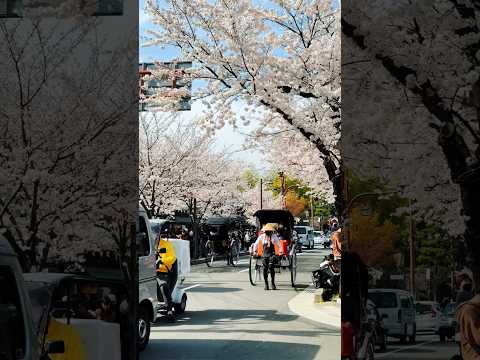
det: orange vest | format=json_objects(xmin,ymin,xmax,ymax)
[{"xmin": 258, "ymin": 236, "xmax": 280, "ymax": 256}]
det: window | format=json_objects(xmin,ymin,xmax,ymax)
[
  {"xmin": 0, "ymin": 0, "xmax": 22, "ymax": 18},
  {"xmin": 137, "ymin": 216, "xmax": 150, "ymax": 256},
  {"xmin": 368, "ymin": 292, "xmax": 397, "ymax": 308},
  {"xmin": 400, "ymin": 296, "xmax": 411, "ymax": 309},
  {"xmin": 25, "ymin": 281, "xmax": 53, "ymax": 338},
  {"xmin": 0, "ymin": 266, "xmax": 26, "ymax": 359},
  {"xmin": 93, "ymin": 0, "xmax": 123, "ymax": 16},
  {"xmin": 416, "ymin": 303, "xmax": 432, "ymax": 314},
  {"xmin": 443, "ymin": 303, "xmax": 456, "ymax": 316},
  {"xmin": 295, "ymin": 227, "xmax": 306, "ymax": 234}
]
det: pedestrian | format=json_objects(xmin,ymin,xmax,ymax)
[
  {"xmin": 331, "ymin": 226, "xmax": 342, "ymax": 271},
  {"xmin": 244, "ymin": 231, "xmax": 250, "ymax": 249},
  {"xmin": 456, "ymin": 273, "xmax": 480, "ymax": 359},
  {"xmin": 252, "ymin": 224, "xmax": 283, "ymax": 290},
  {"xmin": 456, "ymin": 279, "xmax": 474, "ymax": 308}
]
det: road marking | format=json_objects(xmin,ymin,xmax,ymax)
[
  {"xmin": 238, "ymin": 268, "xmax": 249, "ymax": 273},
  {"xmin": 375, "ymin": 340, "xmax": 436, "ymax": 358},
  {"xmin": 182, "ymin": 284, "xmax": 202, "ymax": 291}
]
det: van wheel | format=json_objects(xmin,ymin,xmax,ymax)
[
  {"xmin": 399, "ymin": 326, "xmax": 407, "ymax": 344},
  {"xmin": 137, "ymin": 306, "xmax": 151, "ymax": 351},
  {"xmin": 175, "ymin": 293, "xmax": 187, "ymax": 314},
  {"xmin": 379, "ymin": 334, "xmax": 387, "ymax": 351},
  {"xmin": 408, "ymin": 324, "xmax": 416, "ymax": 343}
]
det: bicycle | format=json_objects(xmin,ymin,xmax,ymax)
[{"xmin": 204, "ymin": 239, "xmax": 215, "ymax": 267}]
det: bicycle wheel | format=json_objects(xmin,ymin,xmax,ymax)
[
  {"xmin": 290, "ymin": 250, "xmax": 297, "ymax": 287},
  {"xmin": 205, "ymin": 243, "xmax": 215, "ymax": 267},
  {"xmin": 232, "ymin": 243, "xmax": 240, "ymax": 267},
  {"xmin": 249, "ymin": 254, "xmax": 261, "ymax": 286}
]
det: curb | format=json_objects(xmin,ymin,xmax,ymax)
[
  {"xmin": 288, "ymin": 286, "xmax": 340, "ymax": 328},
  {"xmin": 190, "ymin": 251, "xmax": 249, "ymax": 265}
]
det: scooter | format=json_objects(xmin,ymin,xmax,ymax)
[
  {"xmin": 312, "ymin": 255, "xmax": 340, "ymax": 301},
  {"xmin": 156, "ymin": 239, "xmax": 190, "ymax": 318}
]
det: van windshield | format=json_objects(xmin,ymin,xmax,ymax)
[
  {"xmin": 24, "ymin": 281, "xmax": 53, "ymax": 337},
  {"xmin": 295, "ymin": 227, "xmax": 306, "ymax": 234},
  {"xmin": 368, "ymin": 292, "xmax": 397, "ymax": 308}
]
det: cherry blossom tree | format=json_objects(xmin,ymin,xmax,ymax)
[
  {"xmin": 342, "ymin": 0, "xmax": 480, "ymax": 282},
  {"xmin": 143, "ymin": 0, "xmax": 342, "ymax": 213},
  {"xmin": 0, "ymin": 13, "xmax": 137, "ymax": 271},
  {"xmin": 139, "ymin": 112, "xmax": 213, "ymax": 217},
  {"xmin": 252, "ymin": 123, "xmax": 335, "ymax": 202}
]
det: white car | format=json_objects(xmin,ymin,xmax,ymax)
[
  {"xmin": 294, "ymin": 226, "xmax": 315, "ymax": 249},
  {"xmin": 368, "ymin": 289, "xmax": 417, "ymax": 343},
  {"xmin": 415, "ymin": 301, "xmax": 441, "ymax": 334}
]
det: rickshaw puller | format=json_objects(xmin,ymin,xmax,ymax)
[{"xmin": 253, "ymin": 224, "xmax": 283, "ymax": 290}]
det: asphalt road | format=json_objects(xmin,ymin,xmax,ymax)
[
  {"xmin": 140, "ymin": 246, "xmax": 340, "ymax": 360},
  {"xmin": 375, "ymin": 332, "xmax": 459, "ymax": 359}
]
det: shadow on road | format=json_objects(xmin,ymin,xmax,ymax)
[
  {"xmin": 152, "ymin": 327, "xmax": 339, "ymax": 337},
  {"xmin": 153, "ymin": 308, "xmax": 299, "ymax": 326},
  {"xmin": 186, "ymin": 286, "xmax": 242, "ymax": 293},
  {"xmin": 141, "ymin": 339, "xmax": 321, "ymax": 360}
]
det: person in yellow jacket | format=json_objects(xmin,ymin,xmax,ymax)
[
  {"xmin": 45, "ymin": 317, "xmax": 87, "ymax": 360},
  {"xmin": 156, "ymin": 232, "xmax": 178, "ymax": 322}
]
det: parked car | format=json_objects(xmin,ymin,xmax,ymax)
[
  {"xmin": 294, "ymin": 226, "xmax": 314, "ymax": 249},
  {"xmin": 368, "ymin": 289, "xmax": 416, "ymax": 343},
  {"xmin": 415, "ymin": 301, "xmax": 441, "ymax": 333},
  {"xmin": 313, "ymin": 231, "xmax": 322, "ymax": 246},
  {"xmin": 366, "ymin": 299, "xmax": 388, "ymax": 351},
  {"xmin": 0, "ymin": 237, "xmax": 48, "ymax": 360},
  {"xmin": 438, "ymin": 302, "xmax": 457, "ymax": 342},
  {"xmin": 322, "ymin": 231, "xmax": 332, "ymax": 249}
]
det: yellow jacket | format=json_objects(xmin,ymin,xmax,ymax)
[
  {"xmin": 46, "ymin": 318, "xmax": 87, "ymax": 360},
  {"xmin": 156, "ymin": 238, "xmax": 177, "ymax": 273}
]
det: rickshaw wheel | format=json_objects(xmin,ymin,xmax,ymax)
[
  {"xmin": 249, "ymin": 254, "xmax": 261, "ymax": 286},
  {"xmin": 290, "ymin": 250, "xmax": 297, "ymax": 288}
]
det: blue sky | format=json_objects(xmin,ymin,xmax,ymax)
[{"xmin": 139, "ymin": 0, "xmax": 268, "ymax": 173}]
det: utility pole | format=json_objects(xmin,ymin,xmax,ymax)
[
  {"xmin": 409, "ymin": 198, "xmax": 416, "ymax": 299},
  {"xmin": 260, "ymin": 178, "xmax": 263, "ymax": 210},
  {"xmin": 193, "ymin": 197, "xmax": 198, "ymax": 259},
  {"xmin": 310, "ymin": 196, "xmax": 314, "ymax": 228},
  {"xmin": 279, "ymin": 171, "xmax": 286, "ymax": 209}
]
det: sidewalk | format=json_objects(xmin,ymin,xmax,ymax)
[{"xmin": 288, "ymin": 286, "xmax": 340, "ymax": 328}]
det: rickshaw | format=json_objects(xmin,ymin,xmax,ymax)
[
  {"xmin": 248, "ymin": 210, "xmax": 297, "ymax": 288},
  {"xmin": 203, "ymin": 216, "xmax": 245, "ymax": 267}
]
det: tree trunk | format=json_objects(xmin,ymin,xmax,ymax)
[
  {"xmin": 193, "ymin": 198, "xmax": 198, "ymax": 259},
  {"xmin": 458, "ymin": 167, "xmax": 480, "ymax": 288}
]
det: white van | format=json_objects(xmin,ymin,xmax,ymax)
[
  {"xmin": 368, "ymin": 289, "xmax": 416, "ymax": 343},
  {"xmin": 294, "ymin": 226, "xmax": 314, "ymax": 249},
  {"xmin": 137, "ymin": 206, "xmax": 162, "ymax": 351}
]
